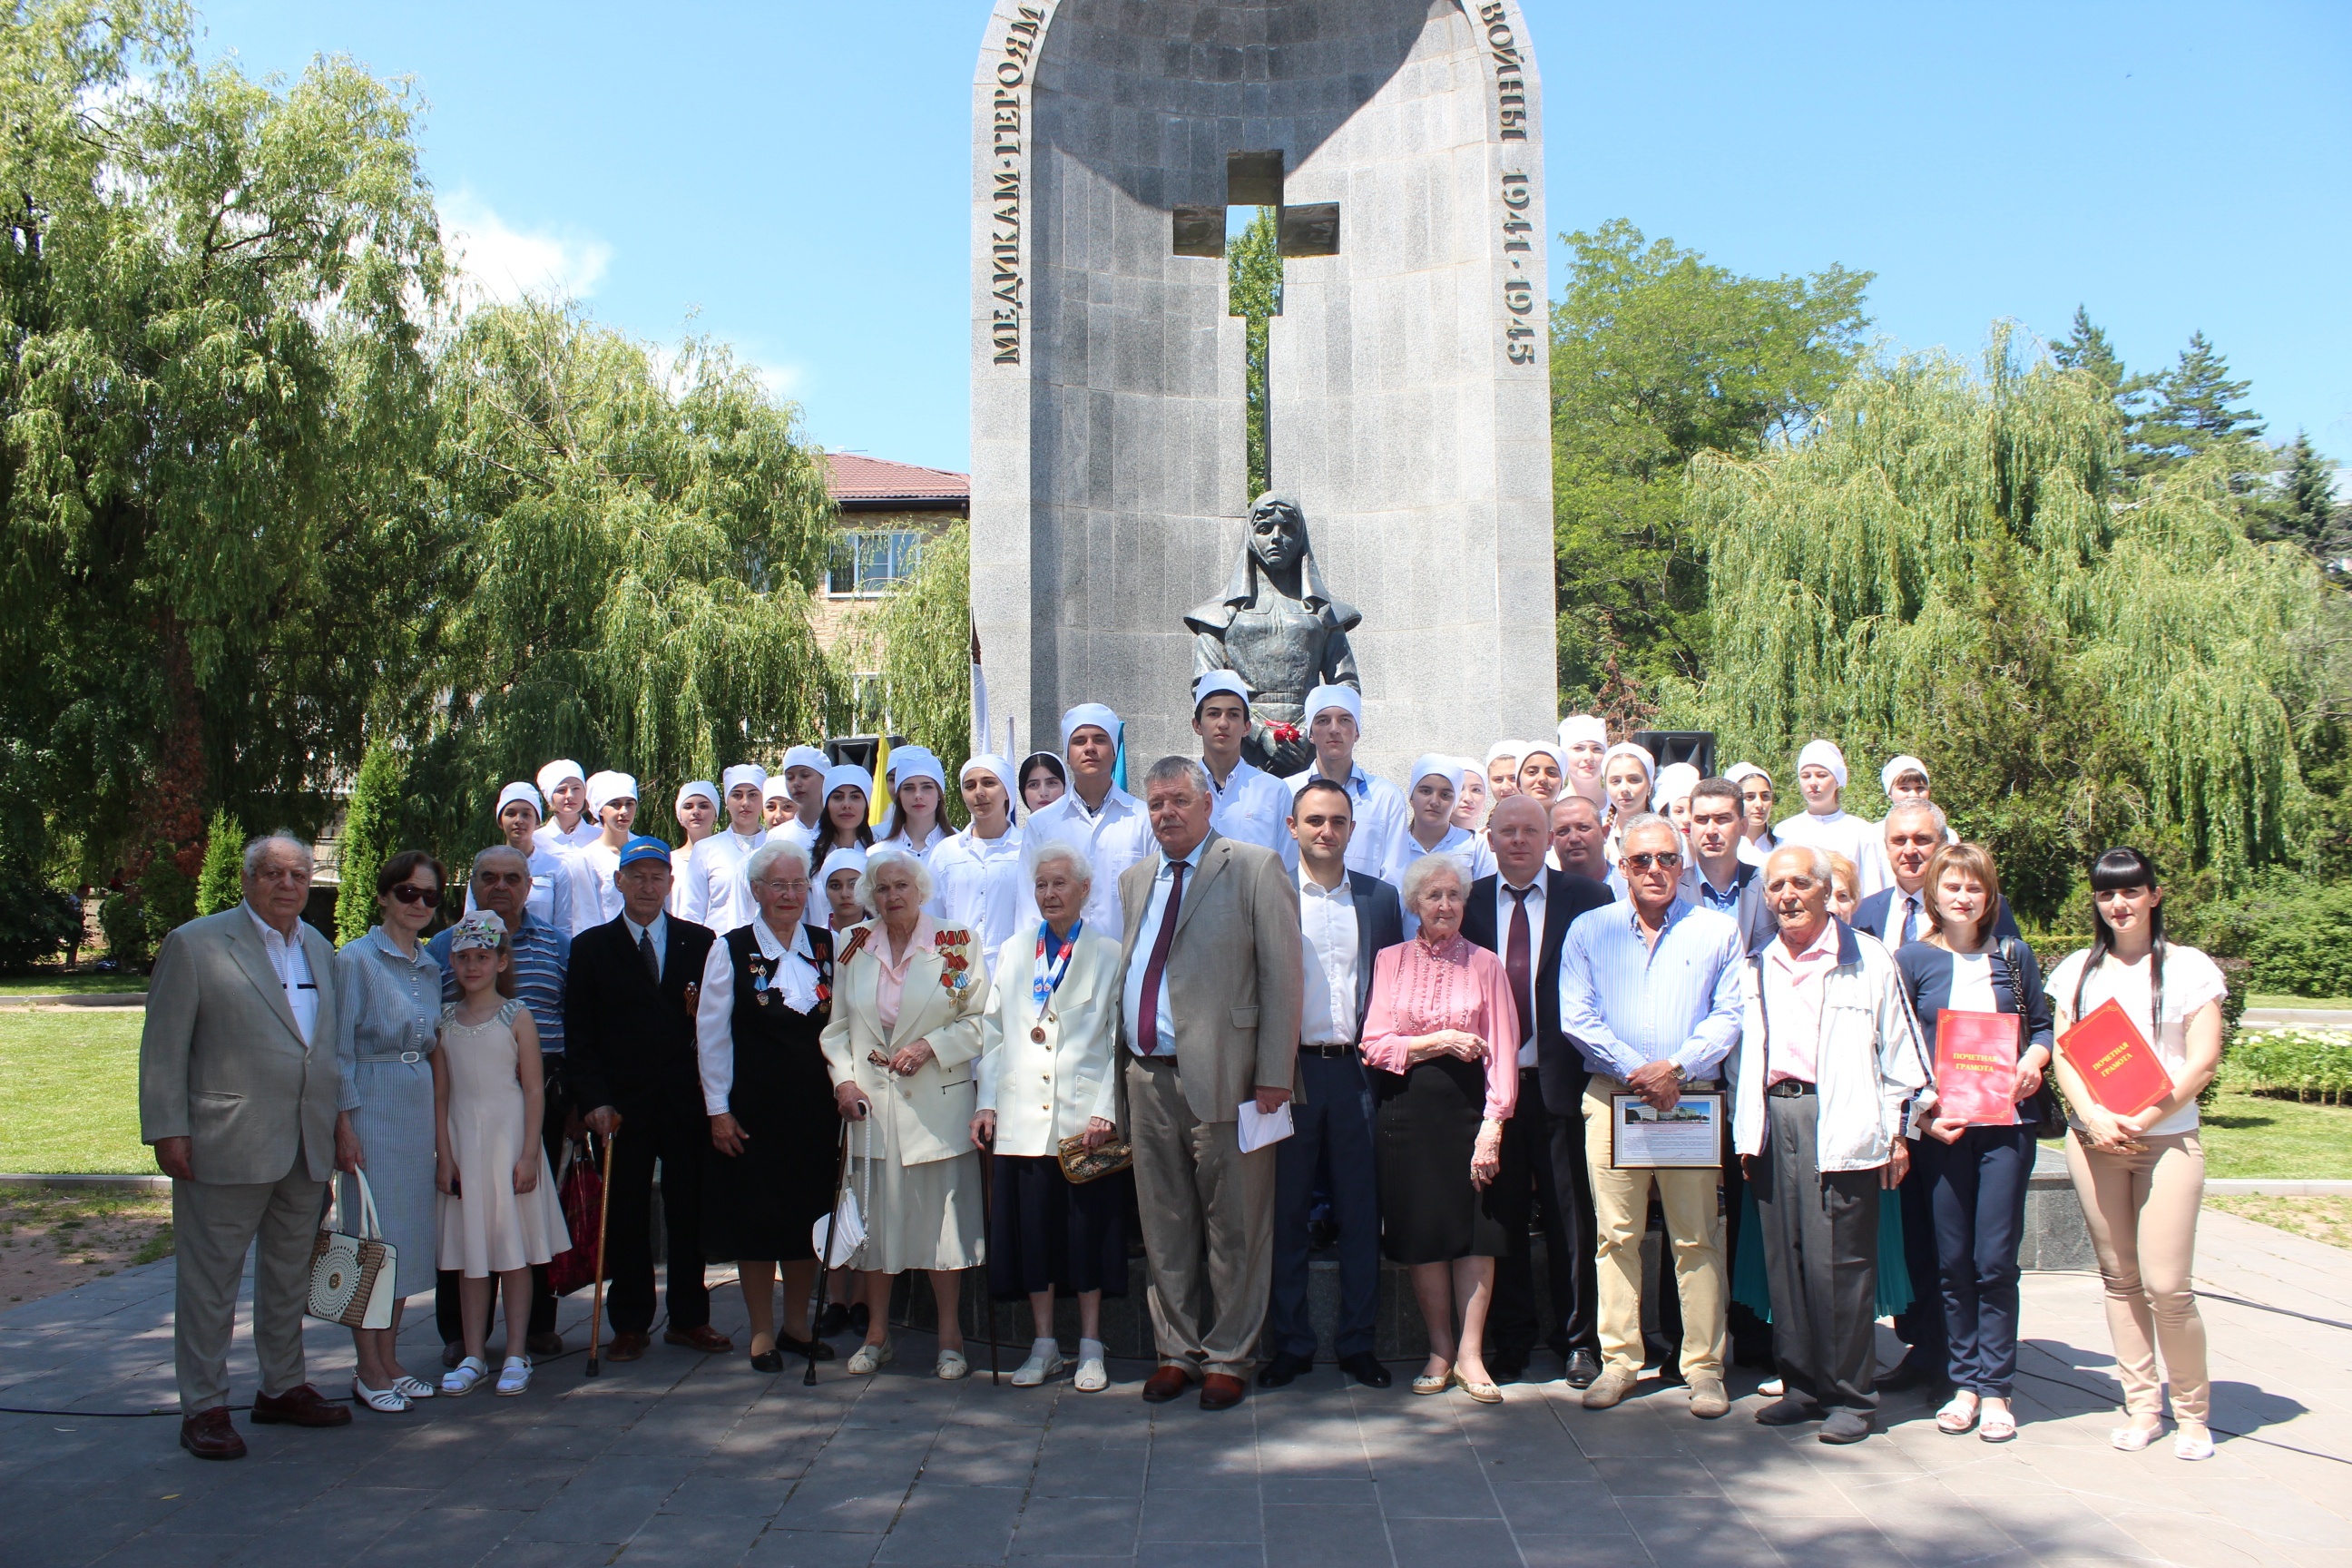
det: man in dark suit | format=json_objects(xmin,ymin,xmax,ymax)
[
  {"xmin": 1259, "ymin": 778, "xmax": 1406, "ymax": 1390},
  {"xmin": 564, "ymin": 835, "xmax": 731, "ymax": 1360},
  {"xmin": 1462, "ymin": 795, "xmax": 1612, "ymax": 1385}
]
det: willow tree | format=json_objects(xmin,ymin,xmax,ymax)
[
  {"xmin": 396, "ymin": 299, "xmax": 840, "ymax": 860},
  {"xmin": 843, "ymin": 523, "xmax": 973, "ymax": 816},
  {"xmin": 1685, "ymin": 329, "xmax": 2323, "ymax": 914},
  {"xmin": 0, "ymin": 0, "xmax": 445, "ymax": 889}
]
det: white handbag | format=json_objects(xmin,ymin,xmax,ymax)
[
  {"xmin": 308, "ymin": 1169, "xmax": 397, "ymax": 1329},
  {"xmin": 811, "ymin": 1122, "xmax": 872, "ymax": 1269}
]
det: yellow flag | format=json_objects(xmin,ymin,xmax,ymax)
[{"xmin": 868, "ymin": 734, "xmax": 892, "ymax": 826}]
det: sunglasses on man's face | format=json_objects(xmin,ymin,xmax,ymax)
[
  {"xmin": 1623, "ymin": 852, "xmax": 1681, "ymax": 871},
  {"xmin": 389, "ymin": 884, "xmax": 444, "ymax": 908}
]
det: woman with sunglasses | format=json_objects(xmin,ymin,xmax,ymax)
[{"xmin": 332, "ymin": 849, "xmax": 451, "ymax": 1412}]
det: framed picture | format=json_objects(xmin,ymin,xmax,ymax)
[{"xmin": 1609, "ymin": 1092, "xmax": 1724, "ymax": 1170}]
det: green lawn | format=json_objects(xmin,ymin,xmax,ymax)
[
  {"xmin": 0, "ymin": 973, "xmax": 146, "ymax": 996},
  {"xmin": 2247, "ymin": 993, "xmax": 2352, "ymax": 1011},
  {"xmin": 2198, "ymin": 1089, "xmax": 2352, "ymax": 1179},
  {"xmin": 0, "ymin": 1011, "xmax": 150, "ymax": 1173}
]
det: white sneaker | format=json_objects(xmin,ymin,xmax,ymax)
[
  {"xmin": 495, "ymin": 1355, "xmax": 533, "ymax": 1396},
  {"xmin": 1073, "ymin": 1338, "xmax": 1108, "ymax": 1393},
  {"xmin": 1012, "ymin": 1338, "xmax": 1064, "ymax": 1387},
  {"xmin": 441, "ymin": 1356, "xmax": 488, "ymax": 1396}
]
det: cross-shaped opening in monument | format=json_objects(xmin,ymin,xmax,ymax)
[{"xmin": 1172, "ymin": 152, "xmax": 1338, "ymax": 505}]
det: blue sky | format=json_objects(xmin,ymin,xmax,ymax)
[{"xmin": 202, "ymin": 0, "xmax": 2351, "ymax": 478}]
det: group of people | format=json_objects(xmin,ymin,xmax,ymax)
[{"xmin": 140, "ymin": 677, "xmax": 2226, "ymax": 1465}]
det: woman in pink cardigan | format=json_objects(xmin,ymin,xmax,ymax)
[{"xmin": 1362, "ymin": 853, "xmax": 1520, "ymax": 1404}]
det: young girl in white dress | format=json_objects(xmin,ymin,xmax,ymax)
[{"xmin": 434, "ymin": 911, "xmax": 568, "ymax": 1396}]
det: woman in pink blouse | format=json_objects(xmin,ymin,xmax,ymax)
[{"xmin": 1362, "ymin": 854, "xmax": 1521, "ymax": 1404}]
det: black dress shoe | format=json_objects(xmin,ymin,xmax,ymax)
[
  {"xmin": 750, "ymin": 1349, "xmax": 784, "ymax": 1374},
  {"xmin": 1873, "ymin": 1359, "xmax": 1938, "ymax": 1393},
  {"xmin": 848, "ymin": 1302, "xmax": 870, "ymax": 1336},
  {"xmin": 1257, "ymin": 1350, "xmax": 1313, "ymax": 1388},
  {"xmin": 1337, "ymin": 1351, "xmax": 1391, "ymax": 1389},
  {"xmin": 814, "ymin": 1302, "xmax": 851, "ymax": 1338},
  {"xmin": 1485, "ymin": 1355, "xmax": 1526, "ymax": 1384},
  {"xmin": 776, "ymin": 1331, "xmax": 837, "ymax": 1361},
  {"xmin": 1563, "ymin": 1350, "xmax": 1602, "ymax": 1389}
]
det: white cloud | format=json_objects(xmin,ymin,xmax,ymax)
[{"xmin": 440, "ymin": 189, "xmax": 612, "ymax": 305}]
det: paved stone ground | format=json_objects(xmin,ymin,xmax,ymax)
[{"xmin": 0, "ymin": 1210, "xmax": 2344, "ymax": 1568}]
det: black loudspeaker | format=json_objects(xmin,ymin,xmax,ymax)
[
  {"xmin": 825, "ymin": 735, "xmax": 907, "ymax": 775},
  {"xmin": 1632, "ymin": 730, "xmax": 1716, "ymax": 778}
]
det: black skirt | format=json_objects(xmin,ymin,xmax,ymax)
[
  {"xmin": 1373, "ymin": 1054, "xmax": 1509, "ymax": 1265},
  {"xmin": 986, "ymin": 1152, "xmax": 1131, "ymax": 1301},
  {"xmin": 701, "ymin": 987, "xmax": 839, "ymax": 1261}
]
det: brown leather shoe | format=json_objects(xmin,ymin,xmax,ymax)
[
  {"xmin": 525, "ymin": 1331, "xmax": 564, "ymax": 1357},
  {"xmin": 179, "ymin": 1406, "xmax": 246, "ymax": 1460},
  {"xmin": 249, "ymin": 1386, "xmax": 351, "ymax": 1428},
  {"xmin": 1140, "ymin": 1365, "xmax": 1192, "ymax": 1404},
  {"xmin": 603, "ymin": 1332, "xmax": 651, "ymax": 1362},
  {"xmin": 1199, "ymin": 1374, "xmax": 1246, "ymax": 1411},
  {"xmin": 665, "ymin": 1324, "xmax": 734, "ymax": 1354}
]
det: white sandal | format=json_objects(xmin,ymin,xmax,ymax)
[
  {"xmin": 2174, "ymin": 1423, "xmax": 2215, "ymax": 1461},
  {"xmin": 390, "ymin": 1375, "xmax": 436, "ymax": 1401},
  {"xmin": 936, "ymin": 1348, "xmax": 971, "ymax": 1380},
  {"xmin": 846, "ymin": 1340, "xmax": 894, "ymax": 1376},
  {"xmin": 2111, "ymin": 1420, "xmax": 2162, "ymax": 1453},
  {"xmin": 1011, "ymin": 1338, "xmax": 1064, "ymax": 1387},
  {"xmin": 351, "ymin": 1377, "xmax": 410, "ymax": 1413},
  {"xmin": 440, "ymin": 1356, "xmax": 489, "ymax": 1396},
  {"xmin": 1073, "ymin": 1339, "xmax": 1108, "ymax": 1393},
  {"xmin": 495, "ymin": 1355, "xmax": 533, "ymax": 1396}
]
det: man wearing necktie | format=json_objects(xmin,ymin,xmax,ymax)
[
  {"xmin": 1460, "ymin": 796, "xmax": 1612, "ymax": 1387},
  {"xmin": 1117, "ymin": 756, "xmax": 1303, "ymax": 1411},
  {"xmin": 564, "ymin": 835, "xmax": 730, "ymax": 1362}
]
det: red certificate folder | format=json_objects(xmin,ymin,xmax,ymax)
[
  {"xmin": 2059, "ymin": 998, "xmax": 2174, "ymax": 1116},
  {"xmin": 1935, "ymin": 1010, "xmax": 2019, "ymax": 1126}
]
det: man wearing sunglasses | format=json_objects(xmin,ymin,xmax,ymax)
[{"xmin": 1558, "ymin": 816, "xmax": 1746, "ymax": 1420}]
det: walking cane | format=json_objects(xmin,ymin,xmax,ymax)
[
  {"xmin": 979, "ymin": 1146, "xmax": 999, "ymax": 1386},
  {"xmin": 584, "ymin": 1126, "xmax": 616, "ymax": 1377},
  {"xmin": 808, "ymin": 1117, "xmax": 854, "ymax": 1387}
]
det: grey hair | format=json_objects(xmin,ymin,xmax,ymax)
[
  {"xmin": 1024, "ymin": 836, "xmax": 1094, "ymax": 891},
  {"xmin": 746, "ymin": 838, "xmax": 812, "ymax": 886},
  {"xmin": 1764, "ymin": 842, "xmax": 1835, "ymax": 884},
  {"xmin": 472, "ymin": 844, "xmax": 530, "ymax": 877},
  {"xmin": 242, "ymin": 833, "xmax": 314, "ymax": 877},
  {"xmin": 1142, "ymin": 754, "xmax": 1210, "ymax": 797},
  {"xmin": 1884, "ymin": 799, "xmax": 1949, "ymax": 835},
  {"xmin": 1399, "ymin": 852, "xmax": 1469, "ymax": 910},
  {"xmin": 1617, "ymin": 812, "xmax": 1679, "ymax": 851},
  {"xmin": 857, "ymin": 844, "xmax": 935, "ymax": 908}
]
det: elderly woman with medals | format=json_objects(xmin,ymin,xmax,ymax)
[
  {"xmin": 820, "ymin": 845, "xmax": 991, "ymax": 1378},
  {"xmin": 693, "ymin": 839, "xmax": 838, "ymax": 1374},
  {"xmin": 970, "ymin": 838, "xmax": 1129, "ymax": 1393},
  {"xmin": 1185, "ymin": 493, "xmax": 1362, "ymax": 777}
]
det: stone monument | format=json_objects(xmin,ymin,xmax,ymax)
[{"xmin": 969, "ymin": 0, "xmax": 1556, "ymax": 781}]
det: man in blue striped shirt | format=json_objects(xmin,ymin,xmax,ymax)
[
  {"xmin": 1559, "ymin": 815, "xmax": 1745, "ymax": 1420},
  {"xmin": 426, "ymin": 845, "xmax": 573, "ymax": 1360}
]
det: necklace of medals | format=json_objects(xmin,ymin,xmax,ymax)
[{"xmin": 1029, "ymin": 919, "xmax": 1083, "ymax": 1041}]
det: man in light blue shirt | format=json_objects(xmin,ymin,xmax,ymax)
[{"xmin": 1558, "ymin": 815, "xmax": 1745, "ymax": 1420}]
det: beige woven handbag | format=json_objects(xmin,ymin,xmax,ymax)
[{"xmin": 307, "ymin": 1169, "xmax": 397, "ymax": 1329}]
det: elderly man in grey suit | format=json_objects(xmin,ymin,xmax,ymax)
[
  {"xmin": 1118, "ymin": 755, "xmax": 1304, "ymax": 1411},
  {"xmin": 141, "ymin": 835, "xmax": 353, "ymax": 1460}
]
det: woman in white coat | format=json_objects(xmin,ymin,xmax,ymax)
[
  {"xmin": 970, "ymin": 839, "xmax": 1129, "ymax": 1393},
  {"xmin": 819, "ymin": 846, "xmax": 991, "ymax": 1379}
]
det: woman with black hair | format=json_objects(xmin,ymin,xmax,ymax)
[
  {"xmin": 2047, "ymin": 848, "xmax": 2227, "ymax": 1461},
  {"xmin": 1893, "ymin": 844, "xmax": 2053, "ymax": 1443},
  {"xmin": 1018, "ymin": 750, "xmax": 1067, "ymax": 815},
  {"xmin": 815, "ymin": 764, "xmax": 877, "ymax": 858}
]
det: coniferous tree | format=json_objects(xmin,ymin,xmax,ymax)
[
  {"xmin": 194, "ymin": 808, "xmax": 244, "ymax": 917},
  {"xmin": 2132, "ymin": 330, "xmax": 2267, "ymax": 490},
  {"xmin": 2263, "ymin": 432, "xmax": 2345, "ymax": 564},
  {"xmin": 335, "ymin": 746, "xmax": 400, "ymax": 944}
]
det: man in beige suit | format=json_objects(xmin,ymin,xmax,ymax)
[
  {"xmin": 141, "ymin": 835, "xmax": 353, "ymax": 1459},
  {"xmin": 1118, "ymin": 756, "xmax": 1303, "ymax": 1410}
]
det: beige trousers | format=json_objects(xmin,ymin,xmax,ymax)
[
  {"xmin": 1583, "ymin": 1077, "xmax": 1726, "ymax": 1379},
  {"xmin": 1125, "ymin": 1054, "xmax": 1277, "ymax": 1379},
  {"xmin": 172, "ymin": 1157, "xmax": 326, "ymax": 1412},
  {"xmin": 2064, "ymin": 1129, "xmax": 2210, "ymax": 1424}
]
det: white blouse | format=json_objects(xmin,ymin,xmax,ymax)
[{"xmin": 2049, "ymin": 945, "xmax": 2226, "ymax": 1136}]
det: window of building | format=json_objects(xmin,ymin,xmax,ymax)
[{"xmin": 828, "ymin": 530, "xmax": 924, "ymax": 597}]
